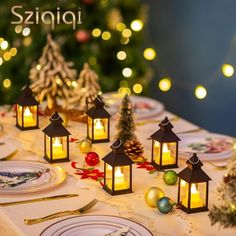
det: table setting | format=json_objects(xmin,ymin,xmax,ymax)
[{"xmin": 0, "ymin": 88, "xmax": 235, "ymax": 236}]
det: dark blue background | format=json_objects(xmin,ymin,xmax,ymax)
[{"xmin": 146, "ymin": 0, "xmax": 236, "ymax": 136}]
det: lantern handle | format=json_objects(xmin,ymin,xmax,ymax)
[
  {"xmin": 161, "ymin": 120, "xmax": 170, "ymax": 126},
  {"xmin": 111, "ymin": 140, "xmax": 122, "ymax": 149},
  {"xmin": 97, "ymin": 96, "xmax": 104, "ymax": 103},
  {"xmin": 50, "ymin": 114, "xmax": 60, "ymax": 121},
  {"xmin": 188, "ymin": 154, "xmax": 200, "ymax": 164}
]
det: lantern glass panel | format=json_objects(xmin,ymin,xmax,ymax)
[
  {"xmin": 153, "ymin": 141, "xmax": 177, "ymax": 165},
  {"xmin": 182, "ymin": 182, "xmax": 207, "ymax": 209},
  {"xmin": 51, "ymin": 136, "xmax": 67, "ymax": 160},
  {"xmin": 23, "ymin": 106, "xmax": 37, "ymax": 127},
  {"xmin": 17, "ymin": 105, "xmax": 23, "ymax": 127},
  {"xmin": 88, "ymin": 117, "xmax": 93, "ymax": 139},
  {"xmin": 45, "ymin": 135, "xmax": 51, "ymax": 158},
  {"xmin": 93, "ymin": 118, "xmax": 108, "ymax": 140},
  {"xmin": 179, "ymin": 179, "xmax": 189, "ymax": 207},
  {"xmin": 105, "ymin": 164, "xmax": 112, "ymax": 189}
]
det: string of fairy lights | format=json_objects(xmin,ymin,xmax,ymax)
[{"xmin": 0, "ymin": 16, "xmax": 235, "ymax": 101}]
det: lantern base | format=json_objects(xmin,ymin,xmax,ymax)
[
  {"xmin": 16, "ymin": 124, "xmax": 39, "ymax": 131},
  {"xmin": 87, "ymin": 136, "xmax": 110, "ymax": 144},
  {"xmin": 103, "ymin": 185, "xmax": 133, "ymax": 196},
  {"xmin": 44, "ymin": 156, "xmax": 70, "ymax": 163},
  {"xmin": 178, "ymin": 204, "xmax": 208, "ymax": 214},
  {"xmin": 151, "ymin": 161, "xmax": 178, "ymax": 170}
]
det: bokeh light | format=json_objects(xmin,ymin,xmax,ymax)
[
  {"xmin": 133, "ymin": 83, "xmax": 143, "ymax": 93},
  {"xmin": 130, "ymin": 19, "xmax": 143, "ymax": 32},
  {"xmin": 159, "ymin": 78, "xmax": 172, "ymax": 92},
  {"xmin": 122, "ymin": 29, "xmax": 132, "ymax": 38},
  {"xmin": 22, "ymin": 27, "xmax": 31, "ymax": 37},
  {"xmin": 102, "ymin": 31, "xmax": 111, "ymax": 40},
  {"xmin": 1, "ymin": 40, "xmax": 8, "ymax": 50},
  {"xmin": 10, "ymin": 48, "xmax": 17, "ymax": 56},
  {"xmin": 3, "ymin": 52, "xmax": 11, "ymax": 61},
  {"xmin": 36, "ymin": 64, "xmax": 41, "ymax": 71},
  {"xmin": 116, "ymin": 23, "xmax": 126, "ymax": 31},
  {"xmin": 0, "ymin": 57, "xmax": 3, "ymax": 66},
  {"xmin": 117, "ymin": 51, "xmax": 127, "ymax": 60},
  {"xmin": 222, "ymin": 64, "xmax": 234, "ymax": 78},
  {"xmin": 195, "ymin": 85, "xmax": 207, "ymax": 99},
  {"xmin": 3, "ymin": 78, "xmax": 11, "ymax": 88},
  {"xmin": 92, "ymin": 28, "xmax": 101, "ymax": 37},
  {"xmin": 118, "ymin": 87, "xmax": 131, "ymax": 95},
  {"xmin": 143, "ymin": 48, "xmax": 156, "ymax": 60},
  {"xmin": 15, "ymin": 25, "xmax": 22, "ymax": 34},
  {"xmin": 122, "ymin": 67, "xmax": 132, "ymax": 78}
]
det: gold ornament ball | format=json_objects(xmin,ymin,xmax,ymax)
[
  {"xmin": 78, "ymin": 139, "xmax": 92, "ymax": 154},
  {"xmin": 145, "ymin": 187, "xmax": 165, "ymax": 208},
  {"xmin": 59, "ymin": 112, "xmax": 68, "ymax": 127}
]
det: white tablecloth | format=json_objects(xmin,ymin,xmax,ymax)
[{"xmin": 0, "ymin": 107, "xmax": 235, "ymax": 236}]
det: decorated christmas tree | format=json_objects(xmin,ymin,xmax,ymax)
[
  {"xmin": 209, "ymin": 156, "xmax": 236, "ymax": 228},
  {"xmin": 66, "ymin": 62, "xmax": 101, "ymax": 111},
  {"xmin": 115, "ymin": 94, "xmax": 144, "ymax": 162},
  {"xmin": 29, "ymin": 34, "xmax": 77, "ymax": 110},
  {"xmin": 0, "ymin": 0, "xmax": 152, "ymax": 105}
]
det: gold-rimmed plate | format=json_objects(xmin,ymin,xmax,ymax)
[
  {"xmin": 0, "ymin": 161, "xmax": 66, "ymax": 194},
  {"xmin": 40, "ymin": 215, "xmax": 153, "ymax": 236}
]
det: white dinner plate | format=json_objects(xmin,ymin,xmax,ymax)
[
  {"xmin": 40, "ymin": 215, "xmax": 153, "ymax": 236},
  {"xmin": 0, "ymin": 161, "xmax": 66, "ymax": 194},
  {"xmin": 103, "ymin": 92, "xmax": 164, "ymax": 120},
  {"xmin": 179, "ymin": 133, "xmax": 233, "ymax": 161},
  {"xmin": 0, "ymin": 138, "xmax": 18, "ymax": 160}
]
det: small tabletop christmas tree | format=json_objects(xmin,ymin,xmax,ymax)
[
  {"xmin": 29, "ymin": 34, "xmax": 77, "ymax": 110},
  {"xmin": 66, "ymin": 63, "xmax": 101, "ymax": 111},
  {"xmin": 115, "ymin": 94, "xmax": 144, "ymax": 162},
  {"xmin": 209, "ymin": 156, "xmax": 236, "ymax": 228}
]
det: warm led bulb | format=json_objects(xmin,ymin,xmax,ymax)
[
  {"xmin": 1, "ymin": 41, "xmax": 8, "ymax": 50},
  {"xmin": 222, "ymin": 64, "xmax": 234, "ymax": 78},
  {"xmin": 133, "ymin": 83, "xmax": 143, "ymax": 94},
  {"xmin": 22, "ymin": 27, "xmax": 31, "ymax": 37},
  {"xmin": 122, "ymin": 68, "xmax": 132, "ymax": 78},
  {"xmin": 159, "ymin": 78, "xmax": 171, "ymax": 92},
  {"xmin": 130, "ymin": 19, "xmax": 143, "ymax": 32},
  {"xmin": 122, "ymin": 29, "xmax": 132, "ymax": 38},
  {"xmin": 102, "ymin": 31, "xmax": 111, "ymax": 40},
  {"xmin": 195, "ymin": 85, "xmax": 207, "ymax": 99},
  {"xmin": 3, "ymin": 78, "xmax": 11, "ymax": 88},
  {"xmin": 92, "ymin": 28, "xmax": 101, "ymax": 37},
  {"xmin": 143, "ymin": 48, "xmax": 156, "ymax": 60},
  {"xmin": 117, "ymin": 51, "xmax": 127, "ymax": 60}
]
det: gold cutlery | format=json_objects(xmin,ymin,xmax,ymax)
[
  {"xmin": 0, "ymin": 194, "xmax": 79, "ymax": 207},
  {"xmin": 24, "ymin": 198, "xmax": 98, "ymax": 225},
  {"xmin": 136, "ymin": 116, "xmax": 179, "ymax": 126}
]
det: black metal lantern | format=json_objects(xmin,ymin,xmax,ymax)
[
  {"xmin": 150, "ymin": 117, "xmax": 180, "ymax": 170},
  {"xmin": 102, "ymin": 139, "xmax": 134, "ymax": 195},
  {"xmin": 177, "ymin": 153, "xmax": 211, "ymax": 214},
  {"xmin": 86, "ymin": 95, "xmax": 111, "ymax": 143},
  {"xmin": 42, "ymin": 112, "xmax": 71, "ymax": 163},
  {"xmin": 15, "ymin": 85, "xmax": 39, "ymax": 130}
]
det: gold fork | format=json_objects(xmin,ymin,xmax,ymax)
[{"xmin": 24, "ymin": 199, "xmax": 98, "ymax": 225}]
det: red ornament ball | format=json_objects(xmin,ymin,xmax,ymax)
[
  {"xmin": 85, "ymin": 152, "xmax": 100, "ymax": 166},
  {"xmin": 75, "ymin": 30, "xmax": 90, "ymax": 43}
]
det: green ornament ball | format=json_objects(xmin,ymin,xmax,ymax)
[
  {"xmin": 163, "ymin": 170, "xmax": 178, "ymax": 185},
  {"xmin": 145, "ymin": 187, "xmax": 165, "ymax": 208},
  {"xmin": 157, "ymin": 197, "xmax": 175, "ymax": 214}
]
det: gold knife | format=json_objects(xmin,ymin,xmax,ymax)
[{"xmin": 0, "ymin": 194, "xmax": 79, "ymax": 207}]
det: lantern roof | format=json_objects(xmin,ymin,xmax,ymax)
[
  {"xmin": 150, "ymin": 117, "xmax": 180, "ymax": 142},
  {"xmin": 86, "ymin": 95, "xmax": 111, "ymax": 118},
  {"xmin": 42, "ymin": 112, "xmax": 71, "ymax": 137},
  {"xmin": 16, "ymin": 84, "xmax": 39, "ymax": 106},
  {"xmin": 178, "ymin": 153, "xmax": 211, "ymax": 182},
  {"xmin": 102, "ymin": 139, "xmax": 133, "ymax": 166}
]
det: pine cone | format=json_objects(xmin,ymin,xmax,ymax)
[{"xmin": 125, "ymin": 139, "xmax": 145, "ymax": 163}]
